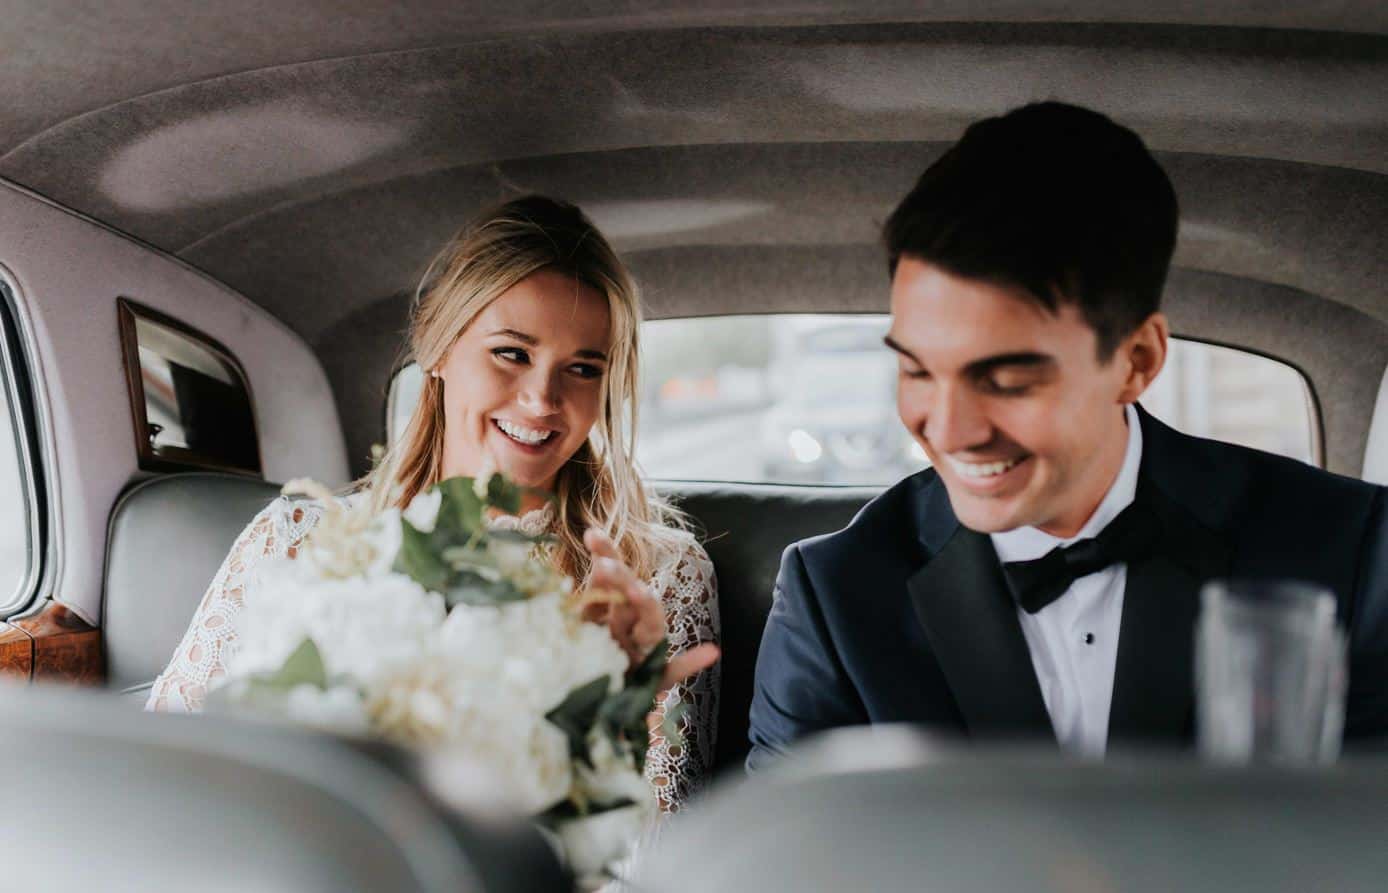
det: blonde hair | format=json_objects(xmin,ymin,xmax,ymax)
[{"xmin": 361, "ymin": 195, "xmax": 688, "ymax": 585}]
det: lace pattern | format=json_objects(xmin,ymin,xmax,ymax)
[
  {"xmin": 144, "ymin": 495, "xmax": 321, "ymax": 713},
  {"xmin": 144, "ymin": 495, "xmax": 720, "ymax": 815}
]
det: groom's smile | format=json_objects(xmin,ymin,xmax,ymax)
[{"xmin": 887, "ymin": 257, "xmax": 1140, "ymax": 539}]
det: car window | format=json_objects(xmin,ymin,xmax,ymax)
[
  {"xmin": 0, "ymin": 275, "xmax": 42, "ymax": 614},
  {"xmin": 386, "ymin": 314, "xmax": 1319, "ymax": 484}
]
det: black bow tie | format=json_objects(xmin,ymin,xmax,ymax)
[{"xmin": 1001, "ymin": 501, "xmax": 1160, "ymax": 614}]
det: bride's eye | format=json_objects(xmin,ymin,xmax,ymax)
[
  {"xmin": 569, "ymin": 363, "xmax": 602, "ymax": 380},
  {"xmin": 492, "ymin": 347, "xmax": 529, "ymax": 364}
]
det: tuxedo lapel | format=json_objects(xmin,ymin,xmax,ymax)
[
  {"xmin": 908, "ymin": 522, "xmax": 1055, "ymax": 742},
  {"xmin": 1108, "ymin": 408, "xmax": 1238, "ymax": 746}
]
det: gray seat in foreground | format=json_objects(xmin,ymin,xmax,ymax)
[
  {"xmin": 0, "ymin": 681, "xmax": 561, "ymax": 892},
  {"xmin": 102, "ymin": 472, "xmax": 879, "ymax": 774},
  {"xmin": 635, "ymin": 726, "xmax": 1388, "ymax": 892}
]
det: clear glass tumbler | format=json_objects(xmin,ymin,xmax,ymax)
[{"xmin": 1196, "ymin": 579, "xmax": 1347, "ymax": 765}]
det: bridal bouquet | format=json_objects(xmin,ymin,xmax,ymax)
[{"xmin": 206, "ymin": 473, "xmax": 671, "ymax": 882}]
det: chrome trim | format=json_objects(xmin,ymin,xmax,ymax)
[{"xmin": 0, "ymin": 264, "xmax": 60, "ymax": 618}]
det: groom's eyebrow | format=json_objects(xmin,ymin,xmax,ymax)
[
  {"xmin": 882, "ymin": 334, "xmax": 916, "ymax": 360},
  {"xmin": 963, "ymin": 352, "xmax": 1056, "ymax": 376},
  {"xmin": 491, "ymin": 327, "xmax": 607, "ymax": 361},
  {"xmin": 883, "ymin": 336, "xmax": 1054, "ymax": 374}
]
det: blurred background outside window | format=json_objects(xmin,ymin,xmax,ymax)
[{"xmin": 388, "ymin": 314, "xmax": 1318, "ymax": 485}]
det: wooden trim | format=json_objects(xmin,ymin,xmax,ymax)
[
  {"xmin": 116, "ymin": 296, "xmax": 263, "ymax": 477},
  {"xmin": 0, "ymin": 621, "xmax": 34, "ymax": 680},
  {"xmin": 7, "ymin": 602, "xmax": 102, "ymax": 685}
]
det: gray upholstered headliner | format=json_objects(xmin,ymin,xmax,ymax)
[{"xmin": 0, "ymin": 3, "xmax": 1384, "ymax": 475}]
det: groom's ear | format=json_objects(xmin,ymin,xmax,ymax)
[{"xmin": 1114, "ymin": 312, "xmax": 1169, "ymax": 404}]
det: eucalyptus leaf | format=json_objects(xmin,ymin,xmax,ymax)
[
  {"xmin": 394, "ymin": 518, "xmax": 454, "ymax": 592},
  {"xmin": 261, "ymin": 637, "xmax": 328, "ymax": 690},
  {"xmin": 434, "ymin": 477, "xmax": 485, "ymax": 536},
  {"xmin": 539, "ymin": 795, "xmax": 636, "ymax": 822},
  {"xmin": 590, "ymin": 638, "xmax": 675, "ymax": 767},
  {"xmin": 486, "ymin": 527, "xmax": 547, "ymax": 546},
  {"xmin": 485, "ymin": 473, "xmax": 523, "ymax": 515},
  {"xmin": 444, "ymin": 569, "xmax": 529, "ymax": 607},
  {"xmin": 546, "ymin": 675, "xmax": 611, "ymax": 766}
]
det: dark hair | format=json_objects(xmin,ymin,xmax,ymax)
[{"xmin": 883, "ymin": 102, "xmax": 1178, "ymax": 359}]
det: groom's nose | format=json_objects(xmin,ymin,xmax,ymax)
[{"xmin": 923, "ymin": 383, "xmax": 992, "ymax": 455}]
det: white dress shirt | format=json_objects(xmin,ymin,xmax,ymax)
[{"xmin": 989, "ymin": 404, "xmax": 1143, "ymax": 758}]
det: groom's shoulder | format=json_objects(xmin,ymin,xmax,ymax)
[
  {"xmin": 794, "ymin": 468, "xmax": 940, "ymax": 570},
  {"xmin": 1156, "ymin": 419, "xmax": 1382, "ymax": 519}
]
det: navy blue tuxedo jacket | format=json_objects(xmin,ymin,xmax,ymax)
[{"xmin": 747, "ymin": 407, "xmax": 1388, "ymax": 770}]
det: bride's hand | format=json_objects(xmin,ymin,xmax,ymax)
[{"xmin": 582, "ymin": 528, "xmax": 720, "ymax": 692}]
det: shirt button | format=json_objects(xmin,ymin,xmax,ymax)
[{"xmin": 1082, "ymin": 632, "xmax": 1095, "ymax": 645}]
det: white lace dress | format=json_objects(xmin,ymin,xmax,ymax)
[{"xmin": 145, "ymin": 495, "xmax": 721, "ymax": 813}]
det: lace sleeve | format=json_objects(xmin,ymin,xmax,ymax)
[
  {"xmin": 644, "ymin": 535, "xmax": 720, "ymax": 814},
  {"xmin": 144, "ymin": 496, "xmax": 323, "ymax": 713}
]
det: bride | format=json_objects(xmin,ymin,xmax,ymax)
[{"xmin": 146, "ymin": 195, "xmax": 721, "ymax": 812}]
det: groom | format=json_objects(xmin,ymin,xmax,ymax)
[{"xmin": 747, "ymin": 102, "xmax": 1388, "ymax": 768}]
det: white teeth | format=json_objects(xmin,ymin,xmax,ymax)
[
  {"xmin": 495, "ymin": 419, "xmax": 554, "ymax": 445},
  {"xmin": 947, "ymin": 455, "xmax": 1023, "ymax": 479}
]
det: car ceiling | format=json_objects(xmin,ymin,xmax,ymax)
[{"xmin": 1, "ymin": 1, "xmax": 1385, "ymax": 476}]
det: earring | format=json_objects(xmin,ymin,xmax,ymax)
[{"xmin": 430, "ymin": 369, "xmax": 440, "ymax": 379}]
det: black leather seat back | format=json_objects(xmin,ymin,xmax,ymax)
[{"xmin": 661, "ymin": 483, "xmax": 877, "ymax": 775}]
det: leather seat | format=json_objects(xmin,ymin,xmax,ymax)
[
  {"xmin": 0, "ymin": 681, "xmax": 562, "ymax": 892},
  {"xmin": 103, "ymin": 472, "xmax": 283, "ymax": 699},
  {"xmin": 662, "ymin": 483, "xmax": 875, "ymax": 774},
  {"xmin": 102, "ymin": 472, "xmax": 877, "ymax": 773}
]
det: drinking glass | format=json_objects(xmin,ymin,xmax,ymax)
[{"xmin": 1196, "ymin": 579, "xmax": 1347, "ymax": 765}]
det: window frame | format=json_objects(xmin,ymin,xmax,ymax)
[
  {"xmin": 0, "ymin": 268, "xmax": 51, "ymax": 617},
  {"xmin": 116, "ymin": 297, "xmax": 264, "ymax": 478},
  {"xmin": 1166, "ymin": 334, "xmax": 1325, "ymax": 469}
]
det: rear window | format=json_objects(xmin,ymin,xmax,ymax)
[
  {"xmin": 0, "ymin": 274, "xmax": 44, "ymax": 615},
  {"xmin": 386, "ymin": 315, "xmax": 1319, "ymax": 485}
]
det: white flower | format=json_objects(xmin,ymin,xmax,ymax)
[
  {"xmin": 366, "ymin": 657, "xmax": 575, "ymax": 813},
  {"xmin": 487, "ymin": 537, "xmax": 532, "ymax": 575},
  {"xmin": 435, "ymin": 593, "xmax": 629, "ymax": 713},
  {"xmin": 575, "ymin": 732, "xmax": 654, "ymax": 812},
  {"xmin": 402, "ymin": 487, "xmax": 442, "ymax": 533},
  {"xmin": 555, "ymin": 805, "xmax": 649, "ymax": 885},
  {"xmin": 224, "ymin": 568, "xmax": 445, "ymax": 689},
  {"xmin": 289, "ymin": 495, "xmax": 403, "ymax": 580},
  {"xmin": 284, "ymin": 683, "xmax": 371, "ymax": 735}
]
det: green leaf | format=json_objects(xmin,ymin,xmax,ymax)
[
  {"xmin": 444, "ymin": 568, "xmax": 529, "ymax": 607},
  {"xmin": 591, "ymin": 638, "xmax": 675, "ymax": 768},
  {"xmin": 538, "ymin": 796, "xmax": 637, "ymax": 823},
  {"xmin": 433, "ymin": 477, "xmax": 485, "ymax": 536},
  {"xmin": 628, "ymin": 636, "xmax": 670, "ymax": 688},
  {"xmin": 485, "ymin": 474, "xmax": 523, "ymax": 515},
  {"xmin": 394, "ymin": 518, "xmax": 454, "ymax": 592},
  {"xmin": 261, "ymin": 637, "xmax": 328, "ymax": 690},
  {"xmin": 546, "ymin": 676, "xmax": 611, "ymax": 767},
  {"xmin": 485, "ymin": 527, "xmax": 546, "ymax": 546}
]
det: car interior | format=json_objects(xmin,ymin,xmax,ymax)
[{"xmin": 0, "ymin": 2, "xmax": 1384, "ymax": 890}]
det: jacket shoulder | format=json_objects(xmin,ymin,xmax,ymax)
[{"xmin": 795, "ymin": 468, "xmax": 940, "ymax": 566}]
